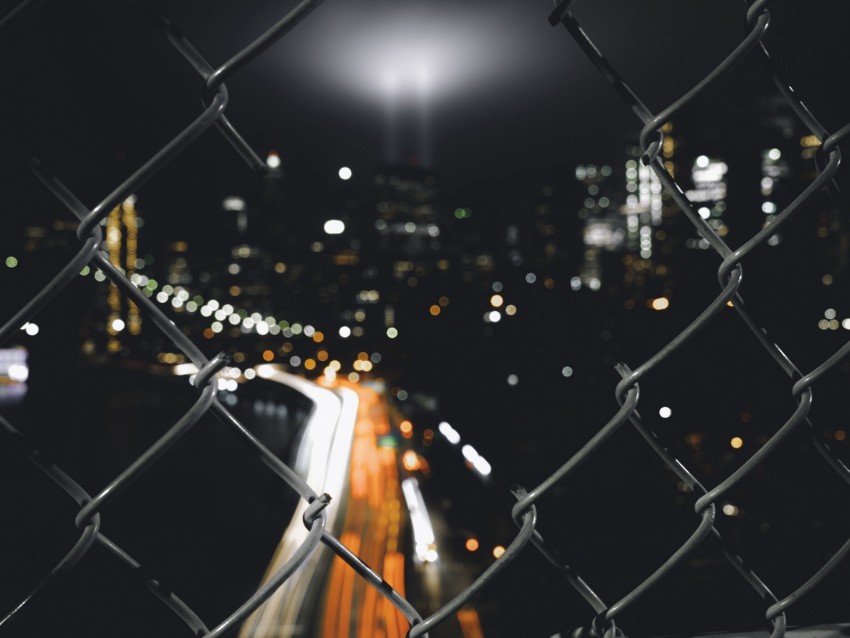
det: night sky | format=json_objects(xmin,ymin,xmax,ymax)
[
  {"xmin": 1, "ymin": 0, "xmax": 846, "ymax": 210},
  {"xmin": 0, "ymin": 2, "xmax": 811, "ymax": 200}
]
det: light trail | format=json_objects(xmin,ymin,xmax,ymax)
[
  {"xmin": 238, "ymin": 374, "xmax": 407, "ymax": 637},
  {"xmin": 457, "ymin": 608, "xmax": 485, "ymax": 638},
  {"xmin": 239, "ymin": 367, "xmax": 358, "ymax": 638},
  {"xmin": 401, "ymin": 478, "xmax": 438, "ymax": 564},
  {"xmin": 319, "ymin": 381, "xmax": 406, "ymax": 638}
]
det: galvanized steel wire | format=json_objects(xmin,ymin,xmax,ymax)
[{"xmin": 1, "ymin": 0, "xmax": 849, "ymax": 636}]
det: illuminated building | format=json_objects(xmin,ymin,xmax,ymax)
[
  {"xmin": 755, "ymin": 97, "xmax": 802, "ymax": 249},
  {"xmin": 517, "ymin": 183, "xmax": 575, "ymax": 276},
  {"xmin": 759, "ymin": 147, "xmax": 787, "ymax": 247},
  {"xmin": 575, "ymin": 163, "xmax": 621, "ymax": 291},
  {"xmin": 374, "ymin": 165, "xmax": 441, "ymax": 261},
  {"xmin": 363, "ymin": 164, "xmax": 445, "ymax": 344},
  {"xmin": 619, "ymin": 124, "xmax": 681, "ymax": 302},
  {"xmin": 81, "ymin": 196, "xmax": 144, "ymax": 357},
  {"xmin": 107, "ymin": 196, "xmax": 142, "ymax": 339},
  {"xmin": 571, "ymin": 123, "xmax": 681, "ymax": 301},
  {"xmin": 223, "ymin": 193, "xmax": 279, "ymax": 303},
  {"xmin": 0, "ymin": 347, "xmax": 28, "ymax": 405},
  {"xmin": 20, "ymin": 220, "xmax": 76, "ymax": 254},
  {"xmin": 684, "ymin": 154, "xmax": 729, "ymax": 250}
]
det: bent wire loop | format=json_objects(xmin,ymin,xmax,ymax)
[{"xmin": 135, "ymin": 0, "xmax": 329, "ymax": 173}]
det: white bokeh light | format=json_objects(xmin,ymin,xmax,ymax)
[{"xmin": 324, "ymin": 219, "xmax": 345, "ymax": 234}]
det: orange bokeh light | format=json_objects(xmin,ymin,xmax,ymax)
[{"xmin": 402, "ymin": 450, "xmax": 421, "ymax": 472}]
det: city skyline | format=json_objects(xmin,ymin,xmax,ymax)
[
  {"xmin": 6, "ymin": 99, "xmax": 846, "ymax": 404},
  {"xmin": 3, "ymin": 1, "xmax": 850, "ymax": 636}
]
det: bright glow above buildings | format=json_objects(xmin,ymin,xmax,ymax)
[
  {"xmin": 271, "ymin": 5, "xmax": 542, "ymax": 106},
  {"xmin": 338, "ymin": 166, "xmax": 352, "ymax": 180},
  {"xmin": 659, "ymin": 406, "xmax": 672, "ymax": 419}
]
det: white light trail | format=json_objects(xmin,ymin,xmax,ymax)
[
  {"xmin": 438, "ymin": 421, "xmax": 460, "ymax": 445},
  {"xmin": 401, "ymin": 477, "xmax": 438, "ymax": 563},
  {"xmin": 461, "ymin": 444, "xmax": 492, "ymax": 477}
]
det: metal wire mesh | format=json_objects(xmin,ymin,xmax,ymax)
[{"xmin": 1, "ymin": 0, "xmax": 849, "ymax": 636}]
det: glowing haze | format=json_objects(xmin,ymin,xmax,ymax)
[{"xmin": 267, "ymin": 1, "xmax": 555, "ymax": 106}]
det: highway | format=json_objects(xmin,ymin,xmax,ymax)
[
  {"xmin": 318, "ymin": 379, "xmax": 407, "ymax": 638},
  {"xmin": 237, "ymin": 369, "xmax": 407, "ymax": 638},
  {"xmin": 238, "ymin": 366, "xmax": 359, "ymax": 638},
  {"xmin": 237, "ymin": 368, "xmax": 485, "ymax": 638}
]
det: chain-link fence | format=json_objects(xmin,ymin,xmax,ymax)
[{"xmin": 2, "ymin": 0, "xmax": 850, "ymax": 636}]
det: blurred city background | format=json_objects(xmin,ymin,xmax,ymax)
[{"xmin": 1, "ymin": 0, "xmax": 850, "ymax": 636}]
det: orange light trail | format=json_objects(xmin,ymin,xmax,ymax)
[
  {"xmin": 320, "ymin": 380, "xmax": 407, "ymax": 637},
  {"xmin": 457, "ymin": 607, "xmax": 485, "ymax": 638}
]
